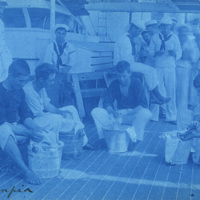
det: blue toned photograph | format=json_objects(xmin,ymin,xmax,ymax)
[{"xmin": 0, "ymin": 0, "xmax": 200, "ymax": 199}]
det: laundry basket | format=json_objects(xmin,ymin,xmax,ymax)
[
  {"xmin": 28, "ymin": 141, "xmax": 64, "ymax": 178},
  {"xmin": 103, "ymin": 126, "xmax": 130, "ymax": 153}
]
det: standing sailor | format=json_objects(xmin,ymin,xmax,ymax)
[
  {"xmin": 148, "ymin": 17, "xmax": 182, "ymax": 123},
  {"xmin": 44, "ymin": 24, "xmax": 76, "ymax": 107},
  {"xmin": 44, "ymin": 24, "xmax": 76, "ymax": 73}
]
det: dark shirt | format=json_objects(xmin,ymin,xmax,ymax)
[
  {"xmin": 103, "ymin": 77, "xmax": 148, "ymax": 110},
  {"xmin": 0, "ymin": 83, "xmax": 32, "ymax": 125}
]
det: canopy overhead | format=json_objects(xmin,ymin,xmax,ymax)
[{"xmin": 84, "ymin": 0, "xmax": 200, "ymax": 13}]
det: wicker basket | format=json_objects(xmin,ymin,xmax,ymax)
[
  {"xmin": 59, "ymin": 131, "xmax": 84, "ymax": 159},
  {"xmin": 28, "ymin": 141, "xmax": 64, "ymax": 178},
  {"xmin": 103, "ymin": 126, "xmax": 130, "ymax": 153}
]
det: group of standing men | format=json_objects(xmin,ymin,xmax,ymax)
[{"xmin": 114, "ymin": 16, "xmax": 200, "ymax": 125}]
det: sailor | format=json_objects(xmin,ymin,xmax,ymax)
[
  {"xmin": 148, "ymin": 16, "xmax": 182, "ymax": 123},
  {"xmin": 23, "ymin": 63, "xmax": 94, "ymax": 150},
  {"xmin": 145, "ymin": 20, "xmax": 159, "ymax": 37},
  {"xmin": 176, "ymin": 25, "xmax": 199, "ymax": 108},
  {"xmin": 140, "ymin": 20, "xmax": 159, "ymax": 65},
  {"xmin": 0, "ymin": 60, "xmax": 44, "ymax": 185},
  {"xmin": 91, "ymin": 61, "xmax": 152, "ymax": 148},
  {"xmin": 44, "ymin": 24, "xmax": 76, "ymax": 107},
  {"xmin": 114, "ymin": 21, "xmax": 170, "ymax": 105},
  {"xmin": 0, "ymin": 0, "xmax": 12, "ymax": 82},
  {"xmin": 44, "ymin": 24, "xmax": 76, "ymax": 73}
]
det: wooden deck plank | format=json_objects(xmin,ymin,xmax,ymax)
[
  {"xmin": 190, "ymin": 164, "xmax": 200, "ymax": 200},
  {"xmin": 12, "ymin": 151, "xmax": 98, "ymax": 200},
  {"xmin": 40, "ymin": 150, "xmax": 107, "ymax": 200},
  {"xmin": 176, "ymin": 162, "xmax": 195, "ymax": 200},
  {"xmin": 70, "ymin": 120, "xmax": 150, "ymax": 200},
  {"xmin": 0, "ymin": 176, "xmax": 25, "ymax": 199},
  {"xmin": 57, "ymin": 153, "xmax": 120, "ymax": 200},
  {"xmin": 9, "ymin": 124, "xmax": 97, "ymax": 200},
  {"xmin": 131, "ymin": 137, "xmax": 167, "ymax": 200},
  {"xmin": 161, "ymin": 164, "xmax": 183, "ymax": 200},
  {"xmin": 114, "ymin": 121, "xmax": 164, "ymax": 200},
  {"xmin": 0, "ymin": 121, "xmax": 197, "ymax": 200},
  {"xmin": 97, "ymin": 121, "xmax": 161, "ymax": 200},
  {"xmin": 145, "ymin": 122, "xmax": 173, "ymax": 200},
  {"xmin": 146, "ymin": 122, "xmax": 190, "ymax": 200},
  {"xmin": 79, "ymin": 155, "xmax": 133, "ymax": 200},
  {"xmin": 99, "ymin": 121, "xmax": 159, "ymax": 199},
  {"xmin": 69, "ymin": 156, "xmax": 127, "ymax": 200}
]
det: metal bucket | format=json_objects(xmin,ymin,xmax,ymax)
[
  {"xmin": 28, "ymin": 141, "xmax": 64, "ymax": 178},
  {"xmin": 172, "ymin": 140, "xmax": 192, "ymax": 164},
  {"xmin": 103, "ymin": 126, "xmax": 130, "ymax": 153},
  {"xmin": 59, "ymin": 131, "xmax": 84, "ymax": 159},
  {"xmin": 164, "ymin": 130, "xmax": 192, "ymax": 164}
]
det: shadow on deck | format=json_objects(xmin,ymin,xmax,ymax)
[{"xmin": 0, "ymin": 120, "xmax": 200, "ymax": 200}]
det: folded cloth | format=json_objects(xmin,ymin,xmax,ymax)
[
  {"xmin": 74, "ymin": 122, "xmax": 84, "ymax": 135},
  {"xmin": 30, "ymin": 130, "xmax": 60, "ymax": 149},
  {"xmin": 126, "ymin": 126, "xmax": 137, "ymax": 143}
]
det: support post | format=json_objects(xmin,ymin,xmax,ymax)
[{"xmin": 50, "ymin": 0, "xmax": 55, "ymax": 40}]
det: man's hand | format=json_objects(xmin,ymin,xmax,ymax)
[
  {"xmin": 106, "ymin": 106, "xmax": 115, "ymax": 116},
  {"xmin": 168, "ymin": 50, "xmax": 176, "ymax": 58},
  {"xmin": 60, "ymin": 110, "xmax": 73, "ymax": 119},
  {"xmin": 30, "ymin": 130, "xmax": 44, "ymax": 142},
  {"xmin": 154, "ymin": 50, "xmax": 165, "ymax": 57}
]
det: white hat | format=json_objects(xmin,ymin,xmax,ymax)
[
  {"xmin": 55, "ymin": 24, "xmax": 69, "ymax": 32},
  {"xmin": 145, "ymin": 20, "xmax": 157, "ymax": 27},
  {"xmin": 160, "ymin": 17, "xmax": 172, "ymax": 25},
  {"xmin": 129, "ymin": 21, "xmax": 145, "ymax": 30}
]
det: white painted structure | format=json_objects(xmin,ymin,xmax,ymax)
[{"xmin": 3, "ymin": 0, "xmax": 200, "ymax": 74}]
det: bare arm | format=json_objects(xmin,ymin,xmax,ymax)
[
  {"xmin": 44, "ymin": 103, "xmax": 72, "ymax": 117},
  {"xmin": 23, "ymin": 118, "xmax": 45, "ymax": 142}
]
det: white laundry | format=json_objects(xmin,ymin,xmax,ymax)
[{"xmin": 126, "ymin": 126, "xmax": 137, "ymax": 143}]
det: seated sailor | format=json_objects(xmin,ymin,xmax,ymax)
[
  {"xmin": 23, "ymin": 63, "xmax": 93, "ymax": 150},
  {"xmin": 0, "ymin": 59, "xmax": 45, "ymax": 185},
  {"xmin": 91, "ymin": 60, "xmax": 152, "ymax": 148}
]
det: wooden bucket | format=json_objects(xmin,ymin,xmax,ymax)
[
  {"xmin": 28, "ymin": 141, "xmax": 64, "ymax": 178},
  {"xmin": 59, "ymin": 131, "xmax": 84, "ymax": 159}
]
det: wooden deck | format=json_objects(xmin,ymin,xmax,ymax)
[{"xmin": 0, "ymin": 120, "xmax": 200, "ymax": 200}]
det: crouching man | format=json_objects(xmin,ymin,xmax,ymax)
[
  {"xmin": 91, "ymin": 61, "xmax": 152, "ymax": 147},
  {"xmin": 23, "ymin": 63, "xmax": 93, "ymax": 150},
  {"xmin": 0, "ymin": 59, "xmax": 45, "ymax": 185}
]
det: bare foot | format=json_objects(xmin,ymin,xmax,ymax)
[{"xmin": 23, "ymin": 169, "xmax": 41, "ymax": 185}]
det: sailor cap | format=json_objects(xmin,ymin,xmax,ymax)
[
  {"xmin": 145, "ymin": 20, "xmax": 157, "ymax": 27},
  {"xmin": 160, "ymin": 17, "xmax": 173, "ymax": 25},
  {"xmin": 55, "ymin": 24, "xmax": 70, "ymax": 32}
]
